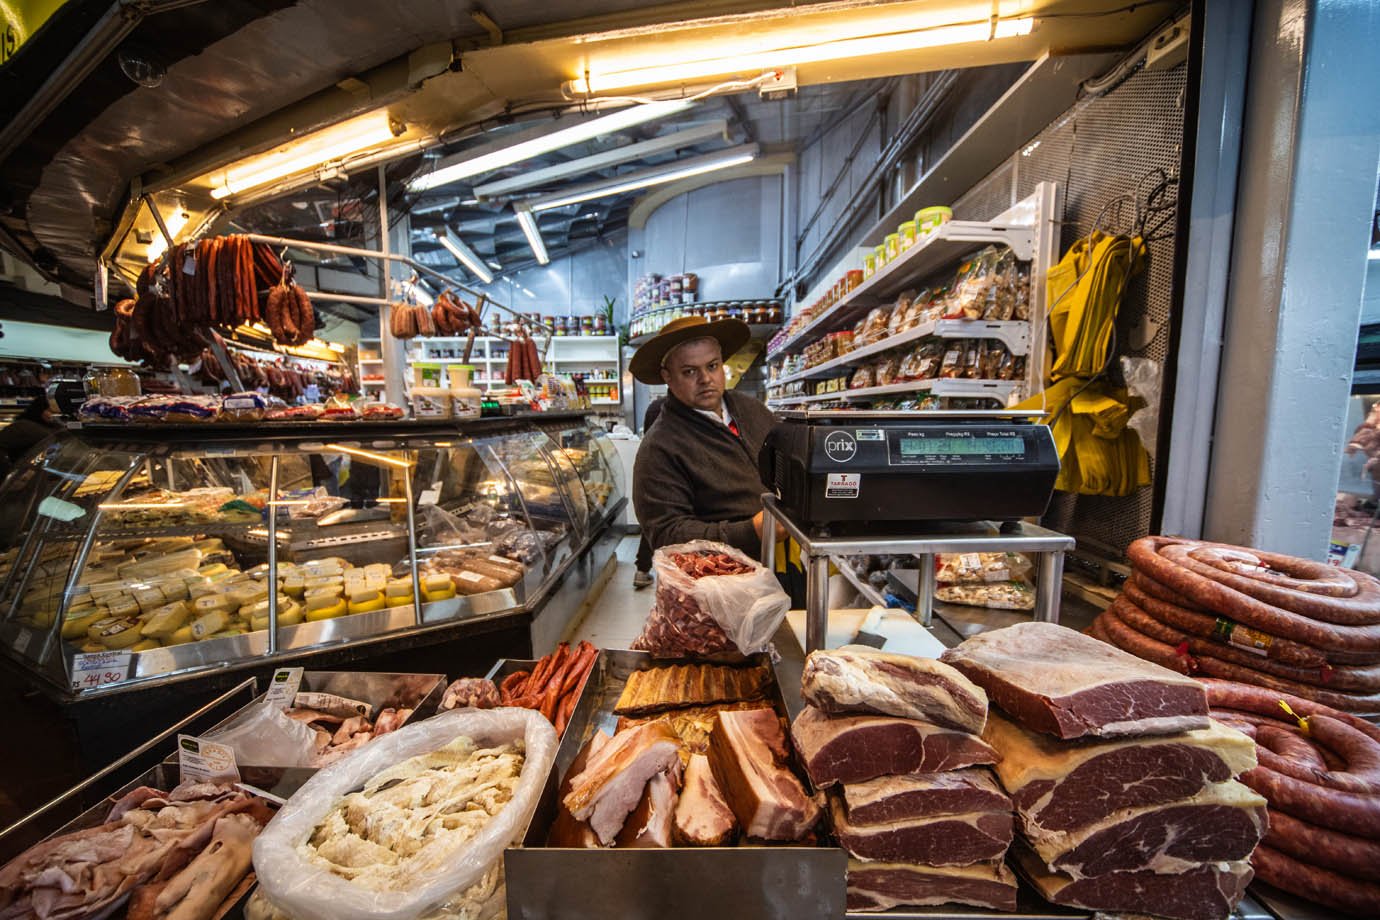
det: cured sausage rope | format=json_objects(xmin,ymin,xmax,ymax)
[
  {"xmin": 1127, "ymin": 537, "xmax": 1380, "ymax": 656},
  {"xmin": 1201, "ymin": 680, "xmax": 1380, "ymax": 914}
]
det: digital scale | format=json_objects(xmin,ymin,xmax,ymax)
[{"xmin": 760, "ymin": 410, "xmax": 1059, "ymax": 528}]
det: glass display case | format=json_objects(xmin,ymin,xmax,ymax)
[{"xmin": 0, "ymin": 413, "xmax": 625, "ymax": 700}]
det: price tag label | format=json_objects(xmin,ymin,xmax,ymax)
[
  {"xmin": 70, "ymin": 650, "xmax": 132, "ymax": 691},
  {"xmin": 263, "ymin": 667, "xmax": 304, "ymax": 710},
  {"xmin": 13, "ymin": 629, "xmax": 33, "ymax": 656},
  {"xmin": 178, "ymin": 735, "xmax": 240, "ymax": 784}
]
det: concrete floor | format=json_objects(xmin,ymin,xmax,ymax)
[{"xmin": 562, "ymin": 535, "xmax": 654, "ymax": 650}]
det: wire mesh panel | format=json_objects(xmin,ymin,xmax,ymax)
[{"xmin": 952, "ymin": 63, "xmax": 1188, "ymax": 556}]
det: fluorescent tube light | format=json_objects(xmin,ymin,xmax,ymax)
[
  {"xmin": 515, "ymin": 208, "xmax": 550, "ymax": 265},
  {"xmin": 146, "ymin": 208, "xmax": 189, "ymax": 262},
  {"xmin": 208, "ymin": 111, "xmax": 405, "ymax": 201},
  {"xmin": 436, "ymin": 229, "xmax": 494, "ymax": 284},
  {"xmin": 565, "ymin": 17, "xmax": 1034, "ymax": 94},
  {"xmin": 528, "ymin": 145, "xmax": 759, "ymax": 212},
  {"xmin": 473, "ymin": 120, "xmax": 729, "ymax": 200},
  {"xmin": 408, "ymin": 100, "xmax": 694, "ymax": 193}
]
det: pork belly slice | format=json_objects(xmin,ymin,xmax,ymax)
[
  {"xmin": 674, "ymin": 754, "xmax": 738, "ymax": 846},
  {"xmin": 707, "ymin": 707, "xmax": 820, "ymax": 841},
  {"xmin": 829, "ymin": 796, "xmax": 1012, "ymax": 865},
  {"xmin": 548, "ymin": 731, "xmax": 611, "ymax": 848},
  {"xmin": 791, "ymin": 705, "xmax": 998, "ymax": 788},
  {"xmin": 984, "ymin": 710, "xmax": 1257, "ymax": 833},
  {"xmin": 842, "ymin": 769, "xmax": 1010, "ymax": 825},
  {"xmin": 941, "ymin": 622, "xmax": 1209, "ymax": 739},
  {"xmin": 1010, "ymin": 840, "xmax": 1254, "ymax": 920},
  {"xmin": 616, "ymin": 768, "xmax": 682, "ymax": 849},
  {"xmin": 802, "ymin": 646, "xmax": 988, "ymax": 733},
  {"xmin": 1027, "ymin": 780, "xmax": 1267, "ymax": 879},
  {"xmin": 846, "ymin": 859, "xmax": 1017, "ymax": 912},
  {"xmin": 563, "ymin": 721, "xmax": 682, "ymax": 845}
]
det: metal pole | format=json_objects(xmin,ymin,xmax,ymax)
[
  {"xmin": 143, "ymin": 195, "xmax": 175, "ymax": 247},
  {"xmin": 806, "ymin": 553, "xmax": 830, "ymax": 653},
  {"xmin": 402, "ymin": 462, "xmax": 424, "ymax": 627},
  {"xmin": 916, "ymin": 553, "xmax": 936, "ymax": 628},
  {"xmin": 207, "ymin": 335, "xmax": 244, "ymax": 392},
  {"xmin": 760, "ymin": 505, "xmax": 777, "ymax": 572},
  {"xmin": 266, "ymin": 456, "xmax": 280, "ymax": 654},
  {"xmin": 1036, "ymin": 550, "xmax": 1064, "ymax": 624}
]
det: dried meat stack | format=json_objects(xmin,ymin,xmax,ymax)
[
  {"xmin": 790, "ymin": 647, "xmax": 1019, "ymax": 912},
  {"xmin": 942, "ymin": 622, "xmax": 1267, "ymax": 920}
]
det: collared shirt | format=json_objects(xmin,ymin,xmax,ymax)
[{"xmin": 695, "ymin": 399, "xmax": 734, "ymax": 431}]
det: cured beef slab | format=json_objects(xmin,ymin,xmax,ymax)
[
  {"xmin": 846, "ymin": 859, "xmax": 1018, "ymax": 912},
  {"xmin": 941, "ymin": 621, "xmax": 1209, "ymax": 739},
  {"xmin": 801, "ymin": 646, "xmax": 988, "ymax": 733},
  {"xmin": 1025, "ymin": 780, "xmax": 1267, "ymax": 879},
  {"xmin": 983, "ymin": 711, "xmax": 1257, "ymax": 833},
  {"xmin": 841, "ymin": 770, "xmax": 1010, "ymax": 825},
  {"xmin": 1010, "ymin": 842, "xmax": 1254, "ymax": 920},
  {"xmin": 828, "ymin": 797, "xmax": 1012, "ymax": 864},
  {"xmin": 708, "ymin": 708, "xmax": 820, "ymax": 841},
  {"xmin": 791, "ymin": 705, "xmax": 998, "ymax": 788}
]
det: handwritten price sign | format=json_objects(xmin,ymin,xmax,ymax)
[{"xmin": 70, "ymin": 650, "xmax": 132, "ymax": 692}]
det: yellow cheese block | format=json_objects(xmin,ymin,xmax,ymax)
[
  {"xmin": 281, "ymin": 574, "xmax": 306, "ymax": 598},
  {"xmin": 62, "ymin": 608, "xmax": 104, "ymax": 641},
  {"xmin": 88, "ymin": 617, "xmax": 143, "ymax": 649},
  {"xmin": 165, "ymin": 625, "xmax": 195, "ymax": 646},
  {"xmin": 131, "ymin": 639, "xmax": 161, "ymax": 652},
  {"xmin": 141, "ymin": 601, "xmax": 190, "ymax": 639},
  {"xmin": 209, "ymin": 628, "xmax": 245, "ymax": 639},
  {"xmin": 190, "ymin": 610, "xmax": 228, "ymax": 640},
  {"xmin": 421, "ymin": 574, "xmax": 456, "ymax": 602},
  {"xmin": 384, "ymin": 580, "xmax": 414, "ymax": 607},
  {"xmin": 197, "ymin": 563, "xmax": 230, "ymax": 579},
  {"xmin": 305, "ymin": 575, "xmax": 343, "ymax": 592},
  {"xmin": 228, "ymin": 584, "xmax": 268, "ymax": 609},
  {"xmin": 347, "ymin": 590, "xmax": 386, "ymax": 615},
  {"xmin": 249, "ymin": 601, "xmax": 303, "ymax": 632},
  {"xmin": 79, "ymin": 641, "xmax": 105, "ymax": 653},
  {"xmin": 193, "ymin": 593, "xmax": 236, "ymax": 617},
  {"xmin": 305, "ymin": 596, "xmax": 347, "ymax": 621},
  {"xmin": 304, "ymin": 584, "xmax": 344, "ymax": 603}
]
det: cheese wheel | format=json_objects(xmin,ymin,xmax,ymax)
[
  {"xmin": 249, "ymin": 601, "xmax": 303, "ymax": 632},
  {"xmin": 348, "ymin": 590, "xmax": 386, "ymax": 614},
  {"xmin": 421, "ymin": 574, "xmax": 456, "ymax": 602},
  {"xmin": 88, "ymin": 617, "xmax": 143, "ymax": 649},
  {"xmin": 141, "ymin": 601, "xmax": 190, "ymax": 638},
  {"xmin": 305, "ymin": 597, "xmax": 347, "ymax": 621},
  {"xmin": 191, "ymin": 610, "xmax": 228, "ymax": 640}
]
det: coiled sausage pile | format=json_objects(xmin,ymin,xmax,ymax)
[
  {"xmin": 1205, "ymin": 680, "xmax": 1380, "ymax": 915},
  {"xmin": 1089, "ymin": 536, "xmax": 1380, "ymax": 713}
]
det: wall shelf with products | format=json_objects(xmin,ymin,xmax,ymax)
[{"xmin": 766, "ymin": 183, "xmax": 1059, "ymax": 414}]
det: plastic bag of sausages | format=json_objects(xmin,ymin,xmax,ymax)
[{"xmin": 631, "ymin": 540, "xmax": 790, "ymax": 659}]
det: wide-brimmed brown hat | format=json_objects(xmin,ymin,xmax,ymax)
[{"xmin": 629, "ymin": 316, "xmax": 751, "ymax": 384}]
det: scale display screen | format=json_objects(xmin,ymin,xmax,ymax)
[
  {"xmin": 886, "ymin": 430, "xmax": 1029, "ymax": 466},
  {"xmin": 899, "ymin": 436, "xmax": 1026, "ymax": 456}
]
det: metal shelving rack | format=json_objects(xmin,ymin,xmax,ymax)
[{"xmin": 766, "ymin": 182, "xmax": 1060, "ymax": 411}]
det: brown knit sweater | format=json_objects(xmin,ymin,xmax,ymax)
[{"xmin": 633, "ymin": 391, "xmax": 777, "ymax": 556}]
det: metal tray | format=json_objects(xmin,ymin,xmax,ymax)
[
  {"xmin": 501, "ymin": 648, "xmax": 848, "ymax": 920},
  {"xmin": 189, "ymin": 670, "xmax": 446, "ymax": 799}
]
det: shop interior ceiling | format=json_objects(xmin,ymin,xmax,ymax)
[{"xmin": 0, "ymin": 0, "xmax": 1175, "ymax": 317}]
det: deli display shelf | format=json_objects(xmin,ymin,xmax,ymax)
[{"xmin": 767, "ymin": 378, "xmax": 1023, "ymax": 409}]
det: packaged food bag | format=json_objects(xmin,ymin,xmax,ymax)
[
  {"xmin": 934, "ymin": 551, "xmax": 1036, "ymax": 611},
  {"xmin": 252, "ymin": 707, "xmax": 556, "ymax": 920},
  {"xmin": 632, "ymin": 540, "xmax": 790, "ymax": 658}
]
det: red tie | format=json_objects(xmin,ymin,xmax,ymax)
[{"xmin": 728, "ymin": 420, "xmax": 740, "ymax": 438}]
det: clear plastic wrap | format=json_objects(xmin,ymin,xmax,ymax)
[
  {"xmin": 854, "ymin": 307, "xmax": 892, "ymax": 347},
  {"xmin": 203, "ymin": 701, "xmax": 317, "ymax": 767},
  {"xmin": 632, "ymin": 540, "xmax": 789, "ymax": 658},
  {"xmin": 252, "ymin": 707, "xmax": 556, "ymax": 920}
]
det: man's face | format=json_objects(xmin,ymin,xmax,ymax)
[{"xmin": 661, "ymin": 337, "xmax": 726, "ymax": 411}]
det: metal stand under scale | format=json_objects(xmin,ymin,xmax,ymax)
[{"xmin": 759, "ymin": 493, "xmax": 1075, "ymax": 653}]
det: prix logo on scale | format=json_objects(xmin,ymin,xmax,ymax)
[{"xmin": 824, "ymin": 431, "xmax": 857, "ymax": 463}]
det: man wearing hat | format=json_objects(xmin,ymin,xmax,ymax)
[{"xmin": 630, "ymin": 316, "xmax": 785, "ymax": 558}]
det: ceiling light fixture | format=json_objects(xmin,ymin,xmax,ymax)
[
  {"xmin": 208, "ymin": 111, "xmax": 408, "ymax": 201},
  {"xmin": 563, "ymin": 16, "xmax": 1034, "ymax": 94},
  {"xmin": 515, "ymin": 208, "xmax": 550, "ymax": 265},
  {"xmin": 473, "ymin": 120, "xmax": 729, "ymax": 200},
  {"xmin": 436, "ymin": 229, "xmax": 495, "ymax": 284},
  {"xmin": 527, "ymin": 144, "xmax": 759, "ymax": 212},
  {"xmin": 407, "ymin": 100, "xmax": 695, "ymax": 193}
]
